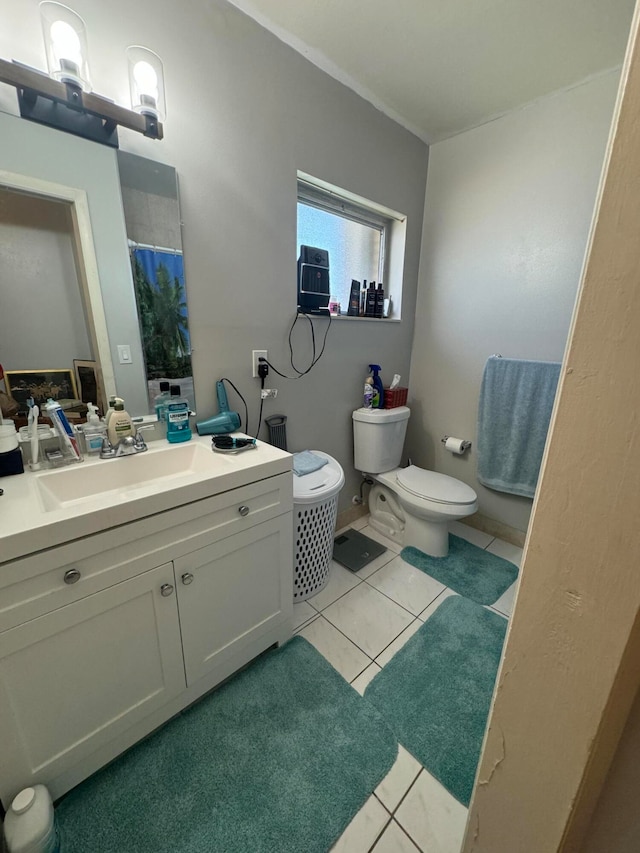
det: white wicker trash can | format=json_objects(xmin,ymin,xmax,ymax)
[{"xmin": 293, "ymin": 451, "xmax": 345, "ymax": 601}]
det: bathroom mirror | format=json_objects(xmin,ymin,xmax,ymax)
[
  {"xmin": 0, "ymin": 170, "xmax": 114, "ymax": 422},
  {"xmin": 117, "ymin": 151, "xmax": 195, "ymax": 415},
  {"xmin": 0, "ymin": 110, "xmax": 194, "ymax": 421}
]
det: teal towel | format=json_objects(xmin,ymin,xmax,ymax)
[
  {"xmin": 293, "ymin": 450, "xmax": 328, "ymax": 476},
  {"xmin": 477, "ymin": 356, "xmax": 561, "ymax": 498}
]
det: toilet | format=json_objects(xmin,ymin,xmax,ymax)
[{"xmin": 352, "ymin": 406, "xmax": 478, "ymax": 557}]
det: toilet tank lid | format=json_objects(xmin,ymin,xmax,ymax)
[
  {"xmin": 397, "ymin": 466, "xmax": 477, "ymax": 505},
  {"xmin": 352, "ymin": 406, "xmax": 410, "ymax": 423}
]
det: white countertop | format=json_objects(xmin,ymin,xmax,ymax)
[{"xmin": 0, "ymin": 434, "xmax": 292, "ymax": 565}]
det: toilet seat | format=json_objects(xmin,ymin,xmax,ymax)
[{"xmin": 396, "ymin": 466, "xmax": 477, "ymax": 506}]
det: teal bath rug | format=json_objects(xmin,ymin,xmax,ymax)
[
  {"xmin": 57, "ymin": 637, "xmax": 398, "ymax": 853},
  {"xmin": 364, "ymin": 595, "xmax": 507, "ymax": 806},
  {"xmin": 401, "ymin": 534, "xmax": 518, "ymax": 605}
]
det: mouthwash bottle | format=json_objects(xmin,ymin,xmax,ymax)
[{"xmin": 166, "ymin": 385, "xmax": 192, "ymax": 443}]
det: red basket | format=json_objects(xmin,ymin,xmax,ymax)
[{"xmin": 383, "ymin": 387, "xmax": 408, "ymax": 408}]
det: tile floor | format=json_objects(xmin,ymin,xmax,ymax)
[{"xmin": 292, "ymin": 516, "xmax": 522, "ymax": 853}]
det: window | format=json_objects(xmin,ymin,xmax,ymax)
[{"xmin": 297, "ymin": 174, "xmax": 405, "ymax": 318}]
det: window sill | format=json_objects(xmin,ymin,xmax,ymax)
[{"xmin": 298, "ymin": 313, "xmax": 401, "ymax": 323}]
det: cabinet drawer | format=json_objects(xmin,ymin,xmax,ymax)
[{"xmin": 0, "ymin": 472, "xmax": 292, "ymax": 632}]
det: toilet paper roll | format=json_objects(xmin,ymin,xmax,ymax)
[{"xmin": 445, "ymin": 436, "xmax": 466, "ymax": 455}]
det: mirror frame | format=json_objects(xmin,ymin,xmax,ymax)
[{"xmin": 0, "ymin": 169, "xmax": 116, "ymax": 411}]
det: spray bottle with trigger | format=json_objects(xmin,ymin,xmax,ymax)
[
  {"xmin": 369, "ymin": 364, "xmax": 385, "ymax": 408},
  {"xmin": 195, "ymin": 381, "xmax": 242, "ymax": 435}
]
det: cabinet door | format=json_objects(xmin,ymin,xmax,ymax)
[
  {"xmin": 176, "ymin": 514, "xmax": 292, "ymax": 686},
  {"xmin": 0, "ymin": 563, "xmax": 185, "ymax": 805}
]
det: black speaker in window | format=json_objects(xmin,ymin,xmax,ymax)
[{"xmin": 297, "ymin": 245, "xmax": 330, "ymax": 314}]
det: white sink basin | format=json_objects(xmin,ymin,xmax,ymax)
[{"xmin": 35, "ymin": 442, "xmax": 222, "ymax": 511}]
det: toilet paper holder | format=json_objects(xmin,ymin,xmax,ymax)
[{"xmin": 441, "ymin": 435, "xmax": 472, "ymax": 452}]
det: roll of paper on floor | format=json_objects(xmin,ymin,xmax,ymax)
[{"xmin": 445, "ymin": 436, "xmax": 467, "ymax": 455}]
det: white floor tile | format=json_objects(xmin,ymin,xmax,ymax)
[
  {"xmin": 350, "ymin": 515, "xmax": 369, "ymax": 531},
  {"xmin": 359, "ymin": 524, "xmax": 403, "ymax": 554},
  {"xmin": 367, "ymin": 554, "xmax": 446, "ymax": 616},
  {"xmin": 418, "ymin": 588, "xmax": 459, "ymax": 622},
  {"xmin": 375, "ymin": 619, "xmax": 423, "ymax": 668},
  {"xmin": 449, "ymin": 521, "xmax": 494, "ymax": 549},
  {"xmin": 486, "ymin": 537, "xmax": 523, "ymax": 567},
  {"xmin": 371, "ymin": 820, "xmax": 421, "ymax": 853},
  {"xmin": 395, "ymin": 770, "xmax": 468, "ymax": 853},
  {"xmin": 491, "ymin": 581, "xmax": 518, "ymax": 617},
  {"xmin": 331, "ymin": 794, "xmax": 390, "ymax": 853},
  {"xmin": 292, "ymin": 600, "xmax": 318, "ymax": 631},
  {"xmin": 307, "ymin": 561, "xmax": 362, "ymax": 611},
  {"xmin": 374, "ymin": 745, "xmax": 422, "ymax": 813},
  {"xmin": 298, "ymin": 616, "xmax": 371, "ymax": 682},
  {"xmin": 486, "ymin": 538, "xmax": 521, "ymax": 617},
  {"xmin": 323, "ymin": 584, "xmax": 415, "ymax": 659},
  {"xmin": 351, "ymin": 662, "xmax": 382, "ymax": 696}
]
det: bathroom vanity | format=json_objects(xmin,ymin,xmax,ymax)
[{"xmin": 0, "ymin": 436, "xmax": 293, "ymax": 808}]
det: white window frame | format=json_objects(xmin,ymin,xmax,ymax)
[{"xmin": 297, "ymin": 171, "xmax": 406, "ymax": 320}]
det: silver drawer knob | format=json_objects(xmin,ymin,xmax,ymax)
[
  {"xmin": 64, "ymin": 568, "xmax": 81, "ymax": 585},
  {"xmin": 160, "ymin": 583, "xmax": 174, "ymax": 597},
  {"xmin": 238, "ymin": 505, "xmax": 250, "ymax": 517},
  {"xmin": 181, "ymin": 572, "xmax": 194, "ymax": 585}
]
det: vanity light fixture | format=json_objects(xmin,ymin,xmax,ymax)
[
  {"xmin": 0, "ymin": 2, "xmax": 163, "ymax": 147},
  {"xmin": 40, "ymin": 1, "xmax": 91, "ymax": 92},
  {"xmin": 127, "ymin": 46, "xmax": 166, "ymax": 123}
]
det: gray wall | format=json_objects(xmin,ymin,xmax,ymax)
[
  {"xmin": 407, "ymin": 71, "xmax": 620, "ymax": 532},
  {"xmin": 1, "ymin": 0, "xmax": 428, "ymax": 512}
]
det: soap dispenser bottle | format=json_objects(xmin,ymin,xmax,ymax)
[
  {"xmin": 166, "ymin": 385, "xmax": 192, "ymax": 443},
  {"xmin": 83, "ymin": 402, "xmax": 107, "ymax": 456},
  {"xmin": 107, "ymin": 398, "xmax": 135, "ymax": 444}
]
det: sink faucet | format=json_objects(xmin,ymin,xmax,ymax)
[{"xmin": 100, "ymin": 428, "xmax": 150, "ymax": 459}]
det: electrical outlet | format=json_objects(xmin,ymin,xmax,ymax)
[{"xmin": 252, "ymin": 349, "xmax": 267, "ymax": 378}]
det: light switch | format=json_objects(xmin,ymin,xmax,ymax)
[{"xmin": 117, "ymin": 345, "xmax": 132, "ymax": 364}]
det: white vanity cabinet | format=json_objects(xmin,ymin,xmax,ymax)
[{"xmin": 0, "ymin": 469, "xmax": 293, "ymax": 808}]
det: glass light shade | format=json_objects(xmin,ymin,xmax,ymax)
[
  {"xmin": 40, "ymin": 1, "xmax": 91, "ymax": 91},
  {"xmin": 127, "ymin": 46, "xmax": 166, "ymax": 122}
]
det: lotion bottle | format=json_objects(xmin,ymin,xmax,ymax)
[
  {"xmin": 107, "ymin": 399, "xmax": 135, "ymax": 444},
  {"xmin": 104, "ymin": 396, "xmax": 117, "ymax": 430}
]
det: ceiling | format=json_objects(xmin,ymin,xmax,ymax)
[{"xmin": 226, "ymin": 0, "xmax": 636, "ymax": 143}]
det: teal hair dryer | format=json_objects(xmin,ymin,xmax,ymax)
[{"xmin": 196, "ymin": 381, "xmax": 241, "ymax": 435}]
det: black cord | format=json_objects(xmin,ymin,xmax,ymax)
[
  {"xmin": 267, "ymin": 310, "xmax": 332, "ymax": 379},
  {"xmin": 219, "ymin": 377, "xmax": 249, "ymax": 433},
  {"xmin": 254, "ymin": 376, "xmax": 265, "ymax": 439}
]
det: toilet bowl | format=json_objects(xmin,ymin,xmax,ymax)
[
  {"xmin": 352, "ymin": 406, "xmax": 478, "ymax": 557},
  {"xmin": 369, "ymin": 466, "xmax": 477, "ymax": 557}
]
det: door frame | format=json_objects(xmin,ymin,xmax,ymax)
[{"xmin": 463, "ymin": 2, "xmax": 640, "ymax": 849}]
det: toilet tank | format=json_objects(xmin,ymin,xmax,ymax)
[{"xmin": 352, "ymin": 406, "xmax": 410, "ymax": 473}]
